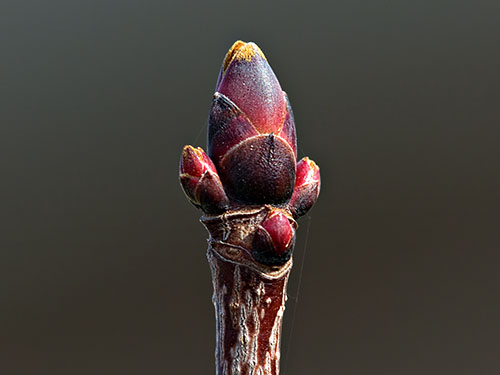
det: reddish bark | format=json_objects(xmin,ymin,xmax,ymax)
[{"xmin": 203, "ymin": 207, "xmax": 294, "ymax": 375}]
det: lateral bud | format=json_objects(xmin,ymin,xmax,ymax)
[
  {"xmin": 288, "ymin": 157, "xmax": 321, "ymax": 218},
  {"xmin": 179, "ymin": 145, "xmax": 229, "ymax": 214},
  {"xmin": 252, "ymin": 209, "xmax": 296, "ymax": 266}
]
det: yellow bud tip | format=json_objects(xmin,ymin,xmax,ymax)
[
  {"xmin": 223, "ymin": 40, "xmax": 267, "ymax": 72},
  {"xmin": 307, "ymin": 158, "xmax": 319, "ymax": 171},
  {"xmin": 183, "ymin": 145, "xmax": 204, "ymax": 160},
  {"xmin": 301, "ymin": 157, "xmax": 318, "ymax": 171}
]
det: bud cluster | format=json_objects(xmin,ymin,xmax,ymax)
[{"xmin": 180, "ymin": 41, "xmax": 321, "ymax": 265}]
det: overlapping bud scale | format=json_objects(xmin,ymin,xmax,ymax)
[
  {"xmin": 289, "ymin": 157, "xmax": 321, "ymax": 218},
  {"xmin": 208, "ymin": 41, "xmax": 297, "ymax": 205},
  {"xmin": 179, "ymin": 40, "xmax": 321, "ymax": 265},
  {"xmin": 179, "ymin": 146, "xmax": 229, "ymax": 214}
]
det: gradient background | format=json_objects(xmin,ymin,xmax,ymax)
[{"xmin": 2, "ymin": 0, "xmax": 500, "ymax": 374}]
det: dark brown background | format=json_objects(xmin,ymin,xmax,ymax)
[{"xmin": 2, "ymin": 0, "xmax": 499, "ymax": 374}]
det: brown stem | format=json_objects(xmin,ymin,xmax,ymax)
[{"xmin": 202, "ymin": 207, "xmax": 295, "ymax": 375}]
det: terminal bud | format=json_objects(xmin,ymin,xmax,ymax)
[{"xmin": 208, "ymin": 41, "xmax": 297, "ymax": 205}]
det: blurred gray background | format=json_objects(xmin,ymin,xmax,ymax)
[{"xmin": 2, "ymin": 0, "xmax": 499, "ymax": 374}]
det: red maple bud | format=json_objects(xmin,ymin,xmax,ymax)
[
  {"xmin": 179, "ymin": 145, "xmax": 229, "ymax": 214},
  {"xmin": 252, "ymin": 210, "xmax": 296, "ymax": 266},
  {"xmin": 208, "ymin": 41, "xmax": 297, "ymax": 205},
  {"xmin": 288, "ymin": 157, "xmax": 321, "ymax": 218}
]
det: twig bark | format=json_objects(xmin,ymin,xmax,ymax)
[{"xmin": 202, "ymin": 207, "xmax": 294, "ymax": 375}]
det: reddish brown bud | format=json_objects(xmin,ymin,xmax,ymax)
[
  {"xmin": 216, "ymin": 41, "xmax": 285, "ymax": 133},
  {"xmin": 252, "ymin": 210, "xmax": 296, "ymax": 266},
  {"xmin": 288, "ymin": 157, "xmax": 321, "ymax": 218},
  {"xmin": 208, "ymin": 41, "xmax": 297, "ymax": 205},
  {"xmin": 179, "ymin": 146, "xmax": 229, "ymax": 214}
]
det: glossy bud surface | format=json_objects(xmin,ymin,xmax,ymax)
[
  {"xmin": 208, "ymin": 41, "xmax": 297, "ymax": 205},
  {"xmin": 179, "ymin": 146, "xmax": 229, "ymax": 214},
  {"xmin": 289, "ymin": 157, "xmax": 321, "ymax": 218},
  {"xmin": 252, "ymin": 210, "xmax": 295, "ymax": 266}
]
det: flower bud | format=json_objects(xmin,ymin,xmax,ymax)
[
  {"xmin": 252, "ymin": 210, "xmax": 296, "ymax": 266},
  {"xmin": 179, "ymin": 145, "xmax": 229, "ymax": 214},
  {"xmin": 216, "ymin": 41, "xmax": 285, "ymax": 134},
  {"xmin": 208, "ymin": 41, "xmax": 297, "ymax": 205},
  {"xmin": 288, "ymin": 157, "xmax": 321, "ymax": 218}
]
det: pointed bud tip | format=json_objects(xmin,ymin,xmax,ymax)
[
  {"xmin": 223, "ymin": 40, "xmax": 267, "ymax": 73},
  {"xmin": 182, "ymin": 145, "xmax": 202, "ymax": 159},
  {"xmin": 180, "ymin": 145, "xmax": 217, "ymax": 177},
  {"xmin": 296, "ymin": 157, "xmax": 320, "ymax": 187},
  {"xmin": 216, "ymin": 40, "xmax": 285, "ymax": 134}
]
